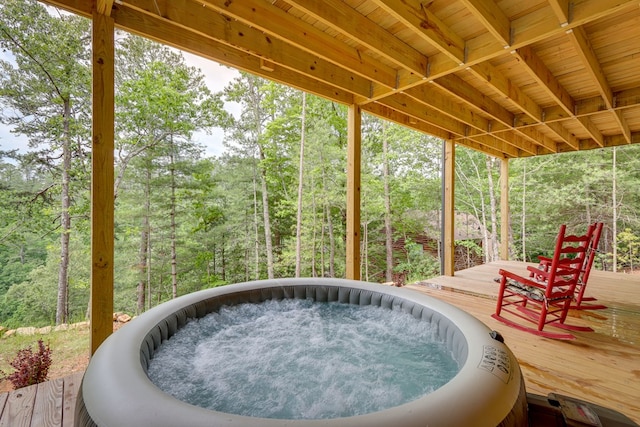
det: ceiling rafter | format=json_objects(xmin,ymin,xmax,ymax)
[
  {"xmin": 197, "ymin": 0, "xmax": 398, "ymax": 90},
  {"xmin": 124, "ymin": 0, "xmax": 373, "ymax": 99},
  {"xmin": 567, "ymin": 25, "xmax": 631, "ymax": 144},
  {"xmin": 402, "ymin": 84, "xmax": 545, "ymax": 156},
  {"xmin": 513, "ymin": 46, "xmax": 573, "ymax": 115},
  {"xmin": 463, "ymin": 128, "xmax": 537, "ymax": 156},
  {"xmin": 370, "ymin": 0, "xmax": 466, "ymax": 65},
  {"xmin": 284, "ymin": 0, "xmax": 428, "ymax": 76},
  {"xmin": 546, "ymin": 121, "xmax": 579, "ymax": 150},
  {"xmin": 468, "ymin": 61, "xmax": 543, "ymax": 122},
  {"xmin": 576, "ymin": 116, "xmax": 604, "ymax": 147},
  {"xmin": 512, "ymin": 45, "xmax": 586, "ymax": 149},
  {"xmin": 433, "ymin": 74, "xmax": 514, "ymax": 127},
  {"xmin": 465, "ymin": 134, "xmax": 520, "ymax": 158},
  {"xmin": 458, "ymin": 0, "xmax": 511, "ymax": 48},
  {"xmin": 362, "ymin": 103, "xmax": 452, "ymax": 140},
  {"xmin": 403, "ymin": 84, "xmax": 491, "ymax": 133},
  {"xmin": 113, "ymin": 4, "xmax": 356, "ymax": 104},
  {"xmin": 378, "ymin": 93, "xmax": 468, "ymax": 136},
  {"xmin": 567, "ymin": 26, "xmax": 612, "ymax": 108},
  {"xmin": 548, "ymin": 0, "xmax": 570, "ymax": 27},
  {"xmin": 41, "ymin": 0, "xmax": 640, "ymax": 160}
]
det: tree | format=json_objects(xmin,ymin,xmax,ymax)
[
  {"xmin": 115, "ymin": 36, "xmax": 227, "ymax": 307},
  {"xmin": 294, "ymin": 93, "xmax": 306, "ymax": 277},
  {"xmin": 0, "ymin": 0, "xmax": 91, "ymax": 324}
]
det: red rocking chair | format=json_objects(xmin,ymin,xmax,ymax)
[
  {"xmin": 492, "ymin": 224, "xmax": 596, "ymax": 340},
  {"xmin": 537, "ymin": 222, "xmax": 605, "ymax": 310}
]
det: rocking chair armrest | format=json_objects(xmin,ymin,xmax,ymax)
[
  {"xmin": 527, "ymin": 265, "xmax": 550, "ymax": 279},
  {"xmin": 498, "ymin": 269, "xmax": 546, "ymax": 291}
]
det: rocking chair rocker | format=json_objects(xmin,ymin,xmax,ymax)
[{"xmin": 492, "ymin": 223, "xmax": 596, "ymax": 340}]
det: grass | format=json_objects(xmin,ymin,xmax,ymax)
[{"xmin": 0, "ymin": 326, "xmax": 90, "ymax": 392}]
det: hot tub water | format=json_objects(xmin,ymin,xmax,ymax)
[{"xmin": 147, "ymin": 299, "xmax": 460, "ymax": 419}]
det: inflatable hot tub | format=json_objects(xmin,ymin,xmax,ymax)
[{"xmin": 75, "ymin": 278, "xmax": 527, "ymax": 427}]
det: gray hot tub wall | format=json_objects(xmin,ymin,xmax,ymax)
[{"xmin": 75, "ymin": 278, "xmax": 527, "ymax": 427}]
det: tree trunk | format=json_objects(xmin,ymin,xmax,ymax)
[
  {"xmin": 136, "ymin": 169, "xmax": 150, "ymax": 314},
  {"xmin": 169, "ymin": 138, "xmax": 178, "ymax": 299},
  {"xmin": 311, "ymin": 175, "xmax": 318, "ymax": 277},
  {"xmin": 260, "ymin": 148, "xmax": 274, "ymax": 279},
  {"xmin": 252, "ymin": 167, "xmax": 261, "ymax": 280},
  {"xmin": 295, "ymin": 93, "xmax": 307, "ymax": 277},
  {"xmin": 258, "ymin": 150, "xmax": 274, "ymax": 279},
  {"xmin": 382, "ymin": 123, "xmax": 394, "ymax": 282},
  {"xmin": 221, "ymin": 233, "xmax": 226, "ymax": 281},
  {"xmin": 56, "ymin": 99, "xmax": 72, "ymax": 325}
]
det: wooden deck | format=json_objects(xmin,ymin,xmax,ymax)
[
  {"xmin": 0, "ymin": 371, "xmax": 82, "ymax": 427},
  {"xmin": 0, "ymin": 262, "xmax": 637, "ymax": 425},
  {"xmin": 406, "ymin": 261, "xmax": 640, "ymax": 424}
]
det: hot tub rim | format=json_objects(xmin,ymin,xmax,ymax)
[{"xmin": 76, "ymin": 278, "xmax": 526, "ymax": 427}]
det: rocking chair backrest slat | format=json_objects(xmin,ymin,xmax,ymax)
[
  {"xmin": 543, "ymin": 224, "xmax": 595, "ymax": 299},
  {"xmin": 580, "ymin": 222, "xmax": 603, "ymax": 286}
]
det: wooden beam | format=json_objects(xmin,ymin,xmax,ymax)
[
  {"xmin": 461, "ymin": 139, "xmax": 516, "ymax": 158},
  {"xmin": 459, "ymin": 0, "xmax": 511, "ymax": 48},
  {"xmin": 97, "ymin": 0, "xmax": 114, "ymax": 16},
  {"xmin": 515, "ymin": 126, "xmax": 558, "ymax": 153},
  {"xmin": 566, "ymin": 24, "xmax": 633, "ymax": 147},
  {"xmin": 443, "ymin": 140, "xmax": 455, "ymax": 276},
  {"xmin": 91, "ymin": 10, "xmax": 115, "ymax": 355},
  {"xmin": 112, "ymin": 5, "xmax": 355, "ymax": 105},
  {"xmin": 514, "ymin": 46, "xmax": 574, "ymax": 116},
  {"xmin": 500, "ymin": 158, "xmax": 509, "ymax": 260},
  {"xmin": 576, "ymin": 115, "xmax": 604, "ymax": 147},
  {"xmin": 371, "ymin": 0, "xmax": 465, "ymax": 64},
  {"xmin": 469, "ymin": 61, "xmax": 543, "ymax": 122},
  {"xmin": 378, "ymin": 92, "xmax": 468, "ymax": 136},
  {"xmin": 286, "ymin": 0, "xmax": 428, "ymax": 76},
  {"xmin": 123, "ymin": 0, "xmax": 373, "ymax": 99},
  {"xmin": 567, "ymin": 26, "xmax": 613, "ymax": 109},
  {"xmin": 433, "ymin": 74, "xmax": 515, "ymax": 127},
  {"xmin": 362, "ymin": 102, "xmax": 452, "ymax": 140},
  {"xmin": 548, "ymin": 0, "xmax": 571, "ymax": 27},
  {"xmin": 613, "ymin": 110, "xmax": 632, "ymax": 144},
  {"xmin": 546, "ymin": 121, "xmax": 579, "ymax": 150},
  {"xmin": 346, "ymin": 105, "xmax": 362, "ymax": 280},
  {"xmin": 466, "ymin": 134, "xmax": 521, "ymax": 158},
  {"xmin": 199, "ymin": 0, "xmax": 398, "ymax": 89},
  {"xmin": 404, "ymin": 84, "xmax": 492, "ymax": 133}
]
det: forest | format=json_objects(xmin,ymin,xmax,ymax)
[{"xmin": 1, "ymin": 0, "xmax": 639, "ymax": 328}]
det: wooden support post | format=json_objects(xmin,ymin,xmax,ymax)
[
  {"xmin": 443, "ymin": 140, "xmax": 455, "ymax": 276},
  {"xmin": 500, "ymin": 158, "xmax": 509, "ymax": 260},
  {"xmin": 91, "ymin": 11, "xmax": 114, "ymax": 355},
  {"xmin": 346, "ymin": 105, "xmax": 361, "ymax": 280}
]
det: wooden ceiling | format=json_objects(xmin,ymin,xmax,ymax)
[{"xmin": 44, "ymin": 0, "xmax": 640, "ymax": 158}]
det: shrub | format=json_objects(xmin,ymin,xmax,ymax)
[{"xmin": 1, "ymin": 339, "xmax": 53, "ymax": 389}]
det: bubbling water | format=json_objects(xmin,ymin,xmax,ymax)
[{"xmin": 147, "ymin": 298, "xmax": 460, "ymax": 420}]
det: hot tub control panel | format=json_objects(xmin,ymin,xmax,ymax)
[{"xmin": 478, "ymin": 345, "xmax": 511, "ymax": 384}]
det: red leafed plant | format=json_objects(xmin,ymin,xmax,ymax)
[{"xmin": 1, "ymin": 339, "xmax": 52, "ymax": 389}]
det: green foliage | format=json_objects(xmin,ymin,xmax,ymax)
[
  {"xmin": 616, "ymin": 228, "xmax": 640, "ymax": 271},
  {"xmin": 394, "ymin": 239, "xmax": 440, "ymax": 283},
  {"xmin": 1, "ymin": 3, "xmax": 639, "ymax": 330}
]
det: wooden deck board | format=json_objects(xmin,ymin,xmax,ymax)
[
  {"xmin": 406, "ymin": 261, "xmax": 640, "ymax": 424},
  {"xmin": 0, "ymin": 372, "xmax": 82, "ymax": 427}
]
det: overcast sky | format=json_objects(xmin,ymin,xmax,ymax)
[{"xmin": 0, "ymin": 49, "xmax": 241, "ymax": 158}]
